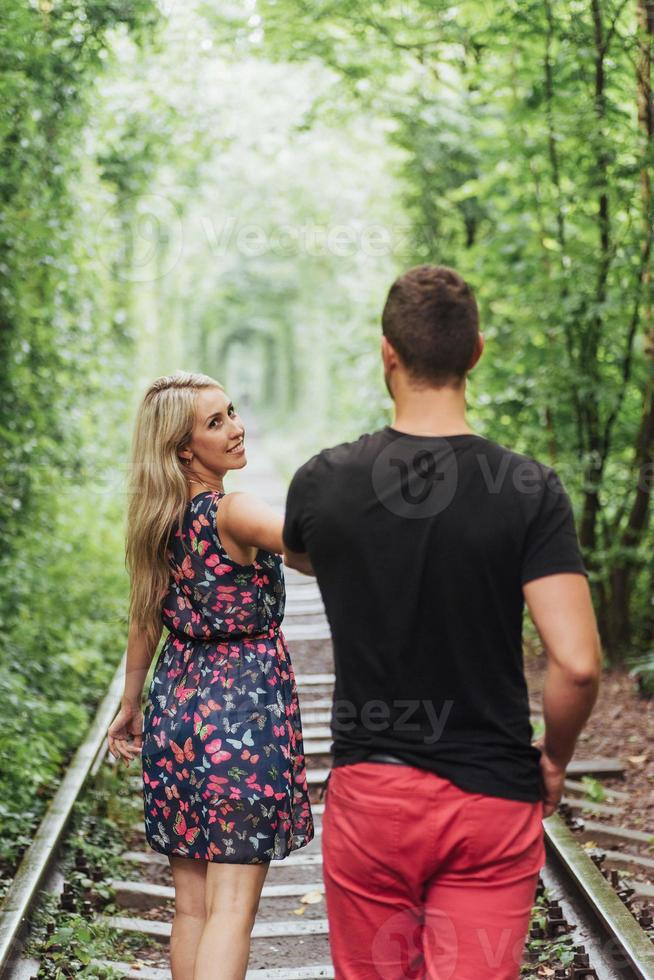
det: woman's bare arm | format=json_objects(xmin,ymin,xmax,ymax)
[
  {"xmin": 283, "ymin": 547, "xmax": 315, "ymax": 576},
  {"xmin": 219, "ymin": 491, "xmax": 285, "ymax": 554},
  {"xmin": 108, "ymin": 618, "xmax": 162, "ymax": 764},
  {"xmin": 122, "ymin": 617, "xmax": 163, "ymax": 707}
]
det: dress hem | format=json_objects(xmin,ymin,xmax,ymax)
[{"xmin": 144, "ymin": 829, "xmax": 315, "ymax": 865}]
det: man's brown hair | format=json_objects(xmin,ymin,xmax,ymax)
[{"xmin": 381, "ymin": 264, "xmax": 480, "ymax": 388}]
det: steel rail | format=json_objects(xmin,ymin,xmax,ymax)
[
  {"xmin": 0, "ymin": 651, "xmax": 126, "ymax": 978},
  {"xmin": 543, "ymin": 813, "xmax": 654, "ymax": 979},
  {"xmin": 2, "ymin": 649, "xmax": 653, "ymax": 979}
]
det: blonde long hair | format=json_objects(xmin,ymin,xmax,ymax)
[{"xmin": 126, "ymin": 371, "xmax": 224, "ymax": 647}]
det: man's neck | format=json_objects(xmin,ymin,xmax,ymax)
[
  {"xmin": 388, "ymin": 418, "xmax": 477, "ymax": 437},
  {"xmin": 387, "ymin": 375, "xmax": 476, "ymax": 437},
  {"xmin": 390, "ymin": 402, "xmax": 476, "ymax": 438}
]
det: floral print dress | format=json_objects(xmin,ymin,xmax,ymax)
[{"xmin": 141, "ymin": 489, "xmax": 314, "ymax": 863}]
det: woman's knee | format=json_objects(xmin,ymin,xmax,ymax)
[
  {"xmin": 175, "ymin": 895, "xmax": 207, "ymax": 920},
  {"xmin": 204, "ymin": 903, "xmax": 259, "ymax": 934},
  {"xmin": 204, "ymin": 863, "xmax": 269, "ymax": 923}
]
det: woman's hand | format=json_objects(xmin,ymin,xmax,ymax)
[
  {"xmin": 532, "ymin": 735, "xmax": 567, "ymax": 818},
  {"xmin": 108, "ymin": 699, "xmax": 144, "ymax": 767}
]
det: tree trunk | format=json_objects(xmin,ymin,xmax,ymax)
[
  {"xmin": 579, "ymin": 2, "xmax": 612, "ymax": 565},
  {"xmin": 605, "ymin": 0, "xmax": 654, "ymax": 661}
]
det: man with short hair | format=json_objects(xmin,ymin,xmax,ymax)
[{"xmin": 283, "ymin": 264, "xmax": 601, "ymax": 980}]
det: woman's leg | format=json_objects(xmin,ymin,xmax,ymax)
[
  {"xmin": 168, "ymin": 855, "xmax": 208, "ymax": 980},
  {"xmin": 193, "ymin": 861, "xmax": 270, "ymax": 980}
]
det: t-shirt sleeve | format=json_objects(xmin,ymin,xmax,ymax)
[
  {"xmin": 282, "ymin": 461, "xmax": 313, "ymax": 553},
  {"xmin": 520, "ymin": 467, "xmax": 589, "ymax": 586}
]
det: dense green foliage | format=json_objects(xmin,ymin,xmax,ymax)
[
  {"xmin": 0, "ymin": 0, "xmax": 161, "ymax": 876},
  {"xmin": 242, "ymin": 0, "xmax": 654, "ymax": 660},
  {"xmin": 1, "ymin": 0, "xmax": 652, "ymax": 881}
]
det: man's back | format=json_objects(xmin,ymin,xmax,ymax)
[
  {"xmin": 282, "ymin": 264, "xmax": 601, "ymax": 980},
  {"xmin": 283, "ymin": 424, "xmax": 589, "ymax": 802}
]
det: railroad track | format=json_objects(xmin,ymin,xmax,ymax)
[{"xmin": 1, "ymin": 435, "xmax": 653, "ymax": 979}]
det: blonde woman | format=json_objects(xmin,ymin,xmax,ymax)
[{"xmin": 107, "ymin": 372, "xmax": 314, "ymax": 980}]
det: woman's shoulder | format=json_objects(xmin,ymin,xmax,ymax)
[
  {"xmin": 216, "ymin": 490, "xmax": 274, "ymax": 518},
  {"xmin": 213, "ymin": 491, "xmax": 283, "ymax": 566},
  {"xmin": 185, "ymin": 489, "xmax": 223, "ymax": 516},
  {"xmin": 188, "ymin": 488, "xmax": 220, "ymax": 504},
  {"xmin": 200, "ymin": 490, "xmax": 275, "ymax": 568},
  {"xmin": 169, "ymin": 490, "xmax": 220, "ymax": 545}
]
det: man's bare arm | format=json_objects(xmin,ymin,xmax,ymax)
[{"xmin": 523, "ymin": 572, "xmax": 601, "ymax": 767}]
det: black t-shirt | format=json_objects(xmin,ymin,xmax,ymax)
[{"xmin": 282, "ymin": 425, "xmax": 589, "ymax": 802}]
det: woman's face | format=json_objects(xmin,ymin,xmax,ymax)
[{"xmin": 181, "ymin": 387, "xmax": 246, "ymax": 473}]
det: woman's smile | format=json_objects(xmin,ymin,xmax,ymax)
[{"xmin": 226, "ymin": 437, "xmax": 245, "ymax": 455}]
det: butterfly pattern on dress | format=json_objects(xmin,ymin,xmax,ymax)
[{"xmin": 141, "ymin": 489, "xmax": 314, "ymax": 863}]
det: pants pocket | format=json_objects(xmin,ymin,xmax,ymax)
[
  {"xmin": 327, "ymin": 764, "xmax": 400, "ymax": 815},
  {"xmin": 465, "ymin": 794, "xmax": 545, "ymax": 876},
  {"xmin": 322, "ymin": 781, "xmax": 402, "ymax": 893}
]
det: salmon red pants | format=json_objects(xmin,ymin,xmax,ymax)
[{"xmin": 321, "ymin": 761, "xmax": 545, "ymax": 980}]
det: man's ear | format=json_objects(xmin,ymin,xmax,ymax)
[
  {"xmin": 381, "ymin": 335, "xmax": 392, "ymax": 368},
  {"xmin": 468, "ymin": 333, "xmax": 484, "ymax": 371}
]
